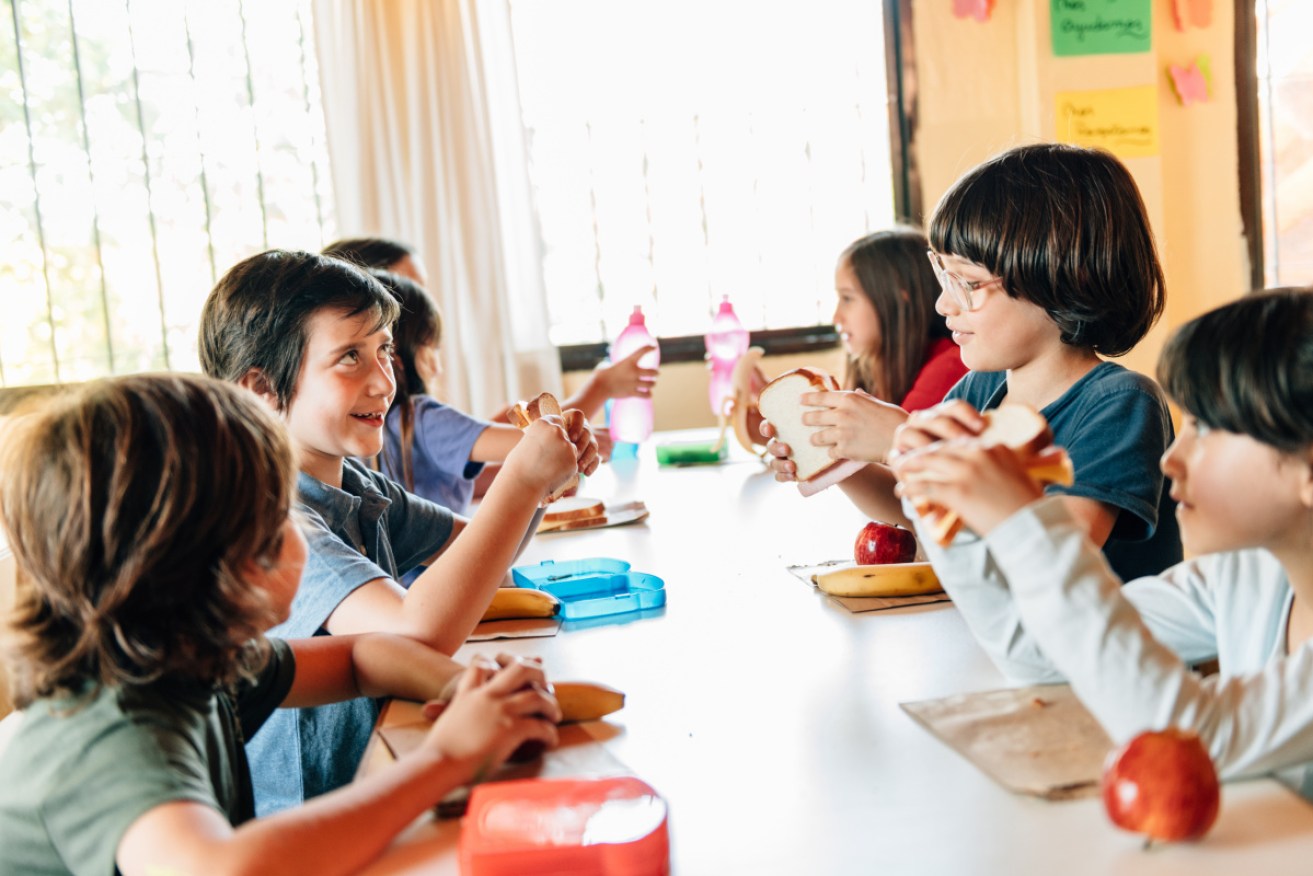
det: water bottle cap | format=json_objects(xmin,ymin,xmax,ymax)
[
  {"xmin": 716, "ymin": 297, "xmax": 735, "ymax": 316},
  {"xmin": 628, "ymin": 305, "xmax": 646, "ymax": 326}
]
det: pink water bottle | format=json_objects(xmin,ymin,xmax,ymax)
[
  {"xmin": 609, "ymin": 306, "xmax": 660, "ymax": 444},
  {"xmin": 705, "ymin": 296, "xmax": 749, "ymax": 417}
]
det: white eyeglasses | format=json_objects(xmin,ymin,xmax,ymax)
[{"xmin": 926, "ymin": 250, "xmax": 1003, "ymax": 312}]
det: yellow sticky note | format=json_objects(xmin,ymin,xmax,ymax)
[{"xmin": 1054, "ymin": 85, "xmax": 1160, "ymax": 159}]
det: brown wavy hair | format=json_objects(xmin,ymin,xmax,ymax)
[
  {"xmin": 0, "ymin": 374, "xmax": 296, "ymax": 707},
  {"xmin": 839, "ymin": 226, "xmax": 949, "ymax": 400}
]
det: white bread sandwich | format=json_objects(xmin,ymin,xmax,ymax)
[
  {"xmin": 911, "ymin": 403, "xmax": 1074, "ymax": 545},
  {"xmin": 757, "ymin": 368, "xmax": 866, "ymax": 496}
]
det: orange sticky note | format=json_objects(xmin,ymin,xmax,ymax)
[
  {"xmin": 953, "ymin": 0, "xmax": 994, "ymax": 23},
  {"xmin": 1168, "ymin": 57, "xmax": 1212, "ymax": 106},
  {"xmin": 1172, "ymin": 0, "xmax": 1213, "ymax": 31}
]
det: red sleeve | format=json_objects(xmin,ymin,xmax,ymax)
[{"xmin": 898, "ymin": 339, "xmax": 968, "ymax": 412}]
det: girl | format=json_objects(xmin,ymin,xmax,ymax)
[
  {"xmin": 0, "ymin": 373, "xmax": 559, "ymax": 875},
  {"xmin": 372, "ymin": 268, "xmax": 522, "ymax": 512},
  {"xmin": 892, "ymin": 288, "xmax": 1313, "ymax": 778},
  {"xmin": 766, "ymin": 144, "xmax": 1181, "ymax": 582},
  {"xmin": 324, "ymin": 236, "xmax": 659, "ymax": 425},
  {"xmin": 834, "ymin": 226, "xmax": 966, "ymax": 409}
]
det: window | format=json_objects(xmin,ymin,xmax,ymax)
[
  {"xmin": 1252, "ymin": 0, "xmax": 1313, "ymax": 286},
  {"xmin": 506, "ymin": 0, "xmax": 900, "ymax": 349},
  {"xmin": 0, "ymin": 0, "xmax": 333, "ymax": 388}
]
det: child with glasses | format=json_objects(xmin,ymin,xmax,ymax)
[
  {"xmin": 891, "ymin": 289, "xmax": 1313, "ymax": 778},
  {"xmin": 766, "ymin": 143, "xmax": 1181, "ymax": 582}
]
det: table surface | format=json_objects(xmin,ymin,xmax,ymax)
[{"xmin": 359, "ymin": 433, "xmax": 1313, "ymax": 875}]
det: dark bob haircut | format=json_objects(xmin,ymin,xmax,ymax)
[
  {"xmin": 199, "ymin": 250, "xmax": 400, "ymax": 411},
  {"xmin": 1158, "ymin": 287, "xmax": 1313, "ymax": 453},
  {"xmin": 0, "ymin": 374, "xmax": 296, "ymax": 706},
  {"xmin": 928, "ymin": 143, "xmax": 1165, "ymax": 357}
]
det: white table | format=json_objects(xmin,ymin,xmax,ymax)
[{"xmin": 361, "ymin": 434, "xmax": 1313, "ymax": 875}]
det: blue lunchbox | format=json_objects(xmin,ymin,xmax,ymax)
[{"xmin": 511, "ymin": 557, "xmax": 666, "ymax": 620}]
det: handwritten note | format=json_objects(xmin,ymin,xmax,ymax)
[
  {"xmin": 1168, "ymin": 56, "xmax": 1211, "ymax": 105},
  {"xmin": 1172, "ymin": 0, "xmax": 1213, "ymax": 31},
  {"xmin": 1051, "ymin": 0, "xmax": 1152, "ymax": 57},
  {"xmin": 1055, "ymin": 85, "xmax": 1160, "ymax": 158}
]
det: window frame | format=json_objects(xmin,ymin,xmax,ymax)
[{"xmin": 553, "ymin": 0, "xmax": 921, "ymax": 370}]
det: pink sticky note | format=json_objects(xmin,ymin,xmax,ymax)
[
  {"xmin": 952, "ymin": 0, "xmax": 994, "ymax": 23},
  {"xmin": 1172, "ymin": 0, "xmax": 1213, "ymax": 31},
  {"xmin": 1169, "ymin": 59, "xmax": 1210, "ymax": 106}
]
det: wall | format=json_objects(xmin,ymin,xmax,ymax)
[
  {"xmin": 914, "ymin": 0, "xmax": 1249, "ymax": 380},
  {"xmin": 586, "ymin": 1, "xmax": 1251, "ymax": 430}
]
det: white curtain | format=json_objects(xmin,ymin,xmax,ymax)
[{"xmin": 311, "ymin": 0, "xmax": 560, "ymax": 415}]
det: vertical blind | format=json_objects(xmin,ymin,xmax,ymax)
[{"xmin": 0, "ymin": 0, "xmax": 333, "ymax": 387}]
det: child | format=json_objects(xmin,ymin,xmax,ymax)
[
  {"xmin": 892, "ymin": 288, "xmax": 1313, "ymax": 778},
  {"xmin": 199, "ymin": 250, "xmax": 596, "ymax": 813},
  {"xmin": 834, "ymin": 226, "xmax": 966, "ymax": 409},
  {"xmin": 0, "ymin": 374, "xmax": 560, "ymax": 875},
  {"xmin": 371, "ymin": 269, "xmax": 535, "ymax": 513},
  {"xmin": 766, "ymin": 144, "xmax": 1181, "ymax": 583},
  {"xmin": 323, "ymin": 236, "xmax": 659, "ymax": 422}
]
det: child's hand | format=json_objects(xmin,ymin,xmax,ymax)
[
  {"xmin": 596, "ymin": 344, "xmax": 659, "ymax": 399},
  {"xmin": 503, "ymin": 417, "xmax": 578, "ymax": 501},
  {"xmin": 420, "ymin": 654, "xmax": 561, "ymax": 783},
  {"xmin": 759, "ymin": 420, "xmax": 798, "ymax": 483},
  {"xmin": 798, "ymin": 389, "xmax": 909, "ymax": 464},
  {"xmin": 891, "ymin": 400, "xmax": 986, "ymax": 459},
  {"xmin": 892, "ymin": 440, "xmax": 1044, "ymax": 537},
  {"xmin": 561, "ymin": 408, "xmax": 602, "ymax": 478}
]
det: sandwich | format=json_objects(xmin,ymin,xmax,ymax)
[
  {"xmin": 508, "ymin": 391, "xmax": 581, "ymax": 502},
  {"xmin": 757, "ymin": 368, "xmax": 866, "ymax": 496}
]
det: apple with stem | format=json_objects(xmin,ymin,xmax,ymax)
[
  {"xmin": 854, "ymin": 521, "xmax": 918, "ymax": 566},
  {"xmin": 1101, "ymin": 728, "xmax": 1220, "ymax": 844}
]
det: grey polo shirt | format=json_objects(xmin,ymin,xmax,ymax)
[{"xmin": 245, "ymin": 458, "xmax": 454, "ymax": 815}]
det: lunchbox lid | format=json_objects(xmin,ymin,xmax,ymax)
[
  {"xmin": 511, "ymin": 558, "xmax": 666, "ymax": 620},
  {"xmin": 459, "ymin": 777, "xmax": 669, "ymax": 876}
]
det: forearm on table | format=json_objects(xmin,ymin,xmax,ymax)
[{"xmin": 235, "ymin": 749, "xmax": 471, "ymax": 875}]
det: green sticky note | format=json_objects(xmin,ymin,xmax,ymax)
[{"xmin": 1051, "ymin": 0, "xmax": 1152, "ymax": 56}]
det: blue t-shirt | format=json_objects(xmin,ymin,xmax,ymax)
[
  {"xmin": 245, "ymin": 459, "xmax": 454, "ymax": 815},
  {"xmin": 380, "ymin": 395, "xmax": 490, "ymax": 515},
  {"xmin": 945, "ymin": 363, "xmax": 1182, "ymax": 582}
]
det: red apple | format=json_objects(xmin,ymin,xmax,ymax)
[
  {"xmin": 1101, "ymin": 728, "xmax": 1220, "ymax": 843},
  {"xmin": 854, "ymin": 521, "xmax": 918, "ymax": 565}
]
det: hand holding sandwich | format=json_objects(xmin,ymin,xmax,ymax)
[{"xmin": 890, "ymin": 401, "xmax": 1073, "ymax": 544}]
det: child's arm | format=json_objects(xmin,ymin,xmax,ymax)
[
  {"xmin": 468, "ymin": 422, "xmax": 524, "ymax": 463},
  {"xmin": 116, "ymin": 659, "xmax": 560, "ymax": 876},
  {"xmin": 561, "ymin": 344, "xmax": 659, "ymax": 420},
  {"xmin": 326, "ymin": 418, "xmax": 579, "ymax": 653},
  {"xmin": 278, "ymin": 634, "xmax": 465, "ymax": 708}
]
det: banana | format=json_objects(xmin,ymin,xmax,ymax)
[
  {"xmin": 554, "ymin": 681, "xmax": 626, "ymax": 723},
  {"xmin": 480, "ymin": 588, "xmax": 561, "ymax": 622},
  {"xmin": 813, "ymin": 563, "xmax": 943, "ymax": 598}
]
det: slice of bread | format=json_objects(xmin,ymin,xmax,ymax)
[
  {"xmin": 508, "ymin": 391, "xmax": 580, "ymax": 501},
  {"xmin": 915, "ymin": 404, "xmax": 1071, "ymax": 546},
  {"xmin": 542, "ymin": 496, "xmax": 605, "ymax": 524},
  {"xmin": 757, "ymin": 368, "xmax": 842, "ymax": 483}
]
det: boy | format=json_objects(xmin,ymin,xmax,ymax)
[
  {"xmin": 199, "ymin": 250, "xmax": 596, "ymax": 812},
  {"xmin": 0, "ymin": 374, "xmax": 559, "ymax": 875}
]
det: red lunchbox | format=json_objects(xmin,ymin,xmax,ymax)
[{"xmin": 459, "ymin": 776, "xmax": 669, "ymax": 875}]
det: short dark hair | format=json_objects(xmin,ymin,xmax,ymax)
[
  {"xmin": 370, "ymin": 269, "xmax": 443, "ymax": 491},
  {"xmin": 0, "ymin": 374, "xmax": 296, "ymax": 707},
  {"xmin": 840, "ymin": 225, "xmax": 948, "ymax": 400},
  {"xmin": 199, "ymin": 250, "xmax": 400, "ymax": 410},
  {"xmin": 928, "ymin": 143, "xmax": 1165, "ymax": 357},
  {"xmin": 1158, "ymin": 287, "xmax": 1313, "ymax": 453},
  {"xmin": 323, "ymin": 237, "xmax": 415, "ymax": 271}
]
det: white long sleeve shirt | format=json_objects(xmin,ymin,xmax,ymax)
[{"xmin": 915, "ymin": 496, "xmax": 1313, "ymax": 779}]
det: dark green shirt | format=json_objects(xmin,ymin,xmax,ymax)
[{"xmin": 0, "ymin": 638, "xmax": 294, "ymax": 876}]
